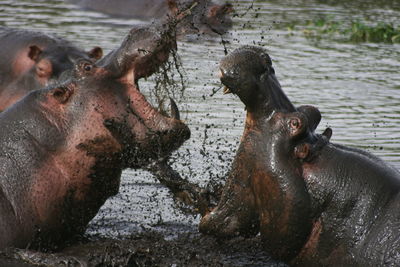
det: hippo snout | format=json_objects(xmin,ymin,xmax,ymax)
[
  {"xmin": 199, "ymin": 209, "xmax": 242, "ymax": 238},
  {"xmin": 158, "ymin": 119, "xmax": 191, "ymax": 151},
  {"xmin": 152, "ymin": 98, "xmax": 190, "ymax": 151}
]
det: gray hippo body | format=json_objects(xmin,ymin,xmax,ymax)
[
  {"xmin": 199, "ymin": 46, "xmax": 400, "ymax": 266},
  {"xmin": 0, "ymin": 24, "xmax": 190, "ymax": 250}
]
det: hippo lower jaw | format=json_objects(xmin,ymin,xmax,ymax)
[{"xmin": 101, "ymin": 80, "xmax": 189, "ymax": 170}]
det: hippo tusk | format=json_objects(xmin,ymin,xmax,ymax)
[
  {"xmin": 169, "ymin": 97, "xmax": 180, "ymax": 120},
  {"xmin": 223, "ymin": 86, "xmax": 232, "ymax": 94},
  {"xmin": 175, "ymin": 2, "xmax": 199, "ymax": 23}
]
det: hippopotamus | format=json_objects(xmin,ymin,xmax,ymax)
[
  {"xmin": 68, "ymin": 0, "xmax": 233, "ymax": 36},
  {"xmin": 199, "ymin": 46, "xmax": 400, "ymax": 266},
  {"xmin": 0, "ymin": 27, "xmax": 103, "ymax": 111},
  {"xmin": 0, "ymin": 23, "xmax": 190, "ymax": 250}
]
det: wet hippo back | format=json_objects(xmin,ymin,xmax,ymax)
[
  {"xmin": 0, "ymin": 186, "xmax": 16, "ymax": 249},
  {"xmin": 359, "ymin": 192, "xmax": 400, "ymax": 265},
  {"xmin": 0, "ymin": 93, "xmax": 69, "ymax": 248},
  {"xmin": 68, "ymin": 0, "xmax": 168, "ymax": 19},
  {"xmin": 298, "ymin": 143, "xmax": 400, "ymax": 266},
  {"xmin": 68, "ymin": 0, "xmax": 233, "ymax": 36}
]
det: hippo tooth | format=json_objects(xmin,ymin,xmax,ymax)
[
  {"xmin": 223, "ymin": 86, "xmax": 232, "ymax": 94},
  {"xmin": 169, "ymin": 97, "xmax": 180, "ymax": 120}
]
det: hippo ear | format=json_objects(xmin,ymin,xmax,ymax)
[
  {"xmin": 322, "ymin": 127, "xmax": 333, "ymax": 140},
  {"xmin": 221, "ymin": 3, "xmax": 234, "ymax": 14},
  {"xmin": 208, "ymin": 5, "xmax": 220, "ymax": 18},
  {"xmin": 28, "ymin": 45, "xmax": 43, "ymax": 62},
  {"xmin": 167, "ymin": 0, "xmax": 179, "ymax": 15},
  {"xmin": 208, "ymin": 4, "xmax": 234, "ymax": 18},
  {"xmin": 51, "ymin": 85, "xmax": 74, "ymax": 104},
  {"xmin": 297, "ymin": 105, "xmax": 321, "ymax": 132},
  {"xmin": 87, "ymin": 46, "xmax": 103, "ymax": 61},
  {"xmin": 294, "ymin": 143, "xmax": 310, "ymax": 159}
]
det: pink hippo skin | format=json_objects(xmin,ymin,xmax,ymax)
[{"xmin": 0, "ymin": 23, "xmax": 190, "ymax": 250}]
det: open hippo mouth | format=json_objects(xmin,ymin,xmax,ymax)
[
  {"xmin": 218, "ymin": 46, "xmax": 295, "ymax": 113},
  {"xmin": 218, "ymin": 46, "xmax": 273, "ymax": 95},
  {"xmin": 96, "ymin": 24, "xmax": 190, "ymax": 169}
]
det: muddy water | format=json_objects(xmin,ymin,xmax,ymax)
[{"xmin": 0, "ymin": 0, "xmax": 399, "ymax": 266}]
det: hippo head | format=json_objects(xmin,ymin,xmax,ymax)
[
  {"xmin": 270, "ymin": 108, "xmax": 332, "ymax": 164},
  {"xmin": 27, "ymin": 43, "xmax": 103, "ymax": 87},
  {"xmin": 169, "ymin": 0, "xmax": 234, "ymax": 36},
  {"xmin": 219, "ymin": 45, "xmax": 327, "ymax": 149},
  {"xmin": 269, "ymin": 109, "xmax": 316, "ymax": 155},
  {"xmin": 200, "ymin": 1, "xmax": 233, "ymax": 35},
  {"xmin": 219, "ymin": 46, "xmax": 295, "ymax": 114},
  {"xmin": 38, "ymin": 24, "xmax": 189, "ymax": 171}
]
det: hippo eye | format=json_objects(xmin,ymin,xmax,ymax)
[
  {"xmin": 83, "ymin": 63, "xmax": 93, "ymax": 72},
  {"xmin": 289, "ymin": 118, "xmax": 300, "ymax": 129}
]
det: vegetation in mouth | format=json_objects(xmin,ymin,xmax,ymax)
[
  {"xmin": 138, "ymin": 4, "xmax": 198, "ymax": 115},
  {"xmin": 287, "ymin": 16, "xmax": 400, "ymax": 43},
  {"xmin": 149, "ymin": 48, "xmax": 187, "ymax": 113}
]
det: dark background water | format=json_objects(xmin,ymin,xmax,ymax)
[{"xmin": 0, "ymin": 0, "xmax": 399, "ymax": 265}]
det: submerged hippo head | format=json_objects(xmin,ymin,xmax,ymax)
[
  {"xmin": 268, "ymin": 107, "xmax": 329, "ymax": 161},
  {"xmin": 0, "ymin": 24, "xmax": 189, "ymax": 249},
  {"xmin": 27, "ymin": 43, "xmax": 103, "ymax": 87},
  {"xmin": 0, "ymin": 27, "xmax": 103, "ymax": 111},
  {"xmin": 169, "ymin": 0, "xmax": 234, "ymax": 36},
  {"xmin": 195, "ymin": 1, "xmax": 234, "ymax": 35}
]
